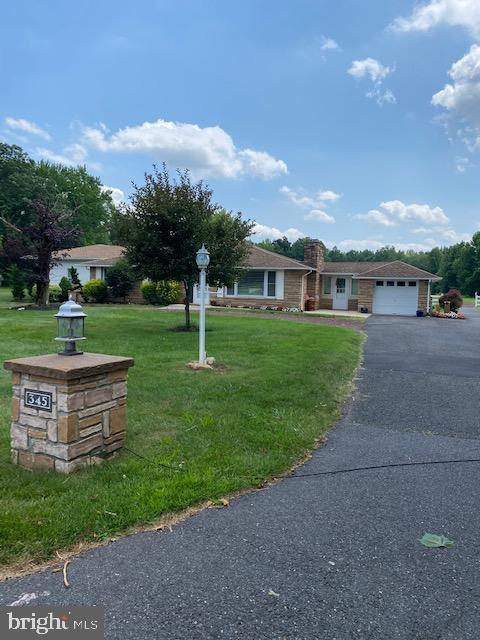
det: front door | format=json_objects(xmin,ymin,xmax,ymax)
[{"xmin": 333, "ymin": 277, "xmax": 348, "ymax": 310}]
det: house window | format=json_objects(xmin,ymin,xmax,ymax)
[
  {"xmin": 267, "ymin": 271, "xmax": 276, "ymax": 297},
  {"xmin": 397, "ymin": 281, "xmax": 405, "ymax": 287},
  {"xmin": 408, "ymin": 281, "xmax": 417, "ymax": 287},
  {"xmin": 351, "ymin": 279, "xmax": 359, "ymax": 296},
  {"xmin": 237, "ymin": 270, "xmax": 264, "ymax": 296},
  {"xmin": 376, "ymin": 281, "xmax": 384, "ymax": 286},
  {"xmin": 387, "ymin": 281, "xmax": 395, "ymax": 287},
  {"xmin": 226, "ymin": 270, "xmax": 279, "ymax": 298},
  {"xmin": 323, "ymin": 276, "xmax": 332, "ymax": 295}
]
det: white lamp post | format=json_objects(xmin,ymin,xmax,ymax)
[{"xmin": 196, "ymin": 243, "xmax": 210, "ymax": 364}]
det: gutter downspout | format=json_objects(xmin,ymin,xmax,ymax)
[
  {"xmin": 302, "ymin": 270, "xmax": 313, "ymax": 311},
  {"xmin": 427, "ymin": 279, "xmax": 431, "ymax": 314}
]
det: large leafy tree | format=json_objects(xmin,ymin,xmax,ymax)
[
  {"xmin": 0, "ymin": 143, "xmax": 115, "ymax": 247},
  {"xmin": 122, "ymin": 164, "xmax": 254, "ymax": 328},
  {"xmin": 0, "ymin": 200, "xmax": 80, "ymax": 305}
]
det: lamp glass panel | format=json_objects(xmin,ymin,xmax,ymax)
[
  {"xmin": 57, "ymin": 316, "xmax": 84, "ymax": 339},
  {"xmin": 57, "ymin": 317, "xmax": 71, "ymax": 339},
  {"xmin": 70, "ymin": 317, "xmax": 84, "ymax": 338}
]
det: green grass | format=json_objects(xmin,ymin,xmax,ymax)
[
  {"xmin": 0, "ymin": 287, "xmax": 14, "ymax": 308},
  {"xmin": 0, "ymin": 289, "xmax": 362, "ymax": 570}
]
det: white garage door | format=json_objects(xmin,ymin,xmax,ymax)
[{"xmin": 372, "ymin": 280, "xmax": 419, "ymax": 315}]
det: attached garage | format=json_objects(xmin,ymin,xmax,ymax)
[{"xmin": 372, "ymin": 280, "xmax": 419, "ymax": 315}]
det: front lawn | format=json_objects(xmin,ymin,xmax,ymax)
[{"xmin": 0, "ymin": 299, "xmax": 362, "ymax": 571}]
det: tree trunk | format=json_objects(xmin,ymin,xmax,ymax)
[
  {"xmin": 36, "ymin": 251, "xmax": 52, "ymax": 306},
  {"xmin": 184, "ymin": 281, "xmax": 191, "ymax": 329},
  {"xmin": 36, "ymin": 281, "xmax": 49, "ymax": 306}
]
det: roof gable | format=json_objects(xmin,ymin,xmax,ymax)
[
  {"xmin": 359, "ymin": 260, "xmax": 439, "ymax": 279},
  {"xmin": 54, "ymin": 245, "xmax": 126, "ymax": 261},
  {"xmin": 247, "ymin": 245, "xmax": 312, "ymax": 270},
  {"xmin": 321, "ymin": 259, "xmax": 439, "ymax": 280}
]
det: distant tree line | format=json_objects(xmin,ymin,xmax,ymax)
[{"xmin": 257, "ymin": 234, "xmax": 480, "ymax": 296}]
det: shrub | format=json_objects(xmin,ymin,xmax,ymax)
[
  {"xmin": 49, "ymin": 284, "xmax": 62, "ymax": 302},
  {"xmin": 156, "ymin": 280, "xmax": 181, "ymax": 305},
  {"xmin": 141, "ymin": 281, "xmax": 158, "ymax": 305},
  {"xmin": 58, "ymin": 277, "xmax": 72, "ymax": 302},
  {"xmin": 141, "ymin": 280, "xmax": 180, "ymax": 305},
  {"xmin": 439, "ymin": 288, "xmax": 463, "ymax": 312},
  {"xmin": 82, "ymin": 279, "xmax": 109, "ymax": 303},
  {"xmin": 68, "ymin": 267, "xmax": 81, "ymax": 287},
  {"xmin": 9, "ymin": 265, "xmax": 26, "ymax": 301},
  {"xmin": 105, "ymin": 259, "xmax": 136, "ymax": 300}
]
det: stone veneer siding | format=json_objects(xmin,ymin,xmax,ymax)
[
  {"xmin": 358, "ymin": 280, "xmax": 374, "ymax": 313},
  {"xmin": 418, "ymin": 280, "xmax": 429, "ymax": 313},
  {"xmin": 6, "ymin": 353, "xmax": 133, "ymax": 473}
]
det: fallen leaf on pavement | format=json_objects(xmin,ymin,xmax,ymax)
[{"xmin": 419, "ymin": 533, "xmax": 454, "ymax": 548}]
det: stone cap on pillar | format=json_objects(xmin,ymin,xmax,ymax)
[{"xmin": 4, "ymin": 352, "xmax": 134, "ymax": 381}]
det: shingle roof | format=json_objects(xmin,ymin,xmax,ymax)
[
  {"xmin": 322, "ymin": 261, "xmax": 390, "ymax": 275},
  {"xmin": 54, "ymin": 245, "xmax": 125, "ymax": 261},
  {"xmin": 87, "ymin": 258, "xmax": 121, "ymax": 267},
  {"xmin": 321, "ymin": 260, "xmax": 439, "ymax": 280},
  {"xmin": 359, "ymin": 260, "xmax": 440, "ymax": 279},
  {"xmin": 246, "ymin": 245, "xmax": 311, "ymax": 270}
]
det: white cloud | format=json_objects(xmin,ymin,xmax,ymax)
[
  {"xmin": 5, "ymin": 117, "xmax": 50, "ymax": 140},
  {"xmin": 280, "ymin": 185, "xmax": 340, "ymax": 223},
  {"xmin": 82, "ymin": 119, "xmax": 288, "ymax": 180},
  {"xmin": 329, "ymin": 238, "xmax": 439, "ymax": 252},
  {"xmin": 432, "ymin": 45, "xmax": 480, "ymax": 151},
  {"xmin": 252, "ymin": 223, "xmax": 305, "ymax": 242},
  {"xmin": 35, "ymin": 143, "xmax": 88, "ymax": 166},
  {"xmin": 348, "ymin": 58, "xmax": 396, "ymax": 106},
  {"xmin": 348, "ymin": 58, "xmax": 392, "ymax": 82},
  {"xmin": 354, "ymin": 210, "xmax": 397, "ymax": 226},
  {"xmin": 101, "ymin": 185, "xmax": 125, "ymax": 206},
  {"xmin": 413, "ymin": 226, "xmax": 471, "ymax": 242},
  {"xmin": 320, "ymin": 37, "xmax": 340, "ymax": 51},
  {"xmin": 366, "ymin": 86, "xmax": 397, "ymax": 106},
  {"xmin": 391, "ymin": 0, "xmax": 480, "ymax": 40},
  {"xmin": 238, "ymin": 149, "xmax": 288, "ymax": 180},
  {"xmin": 280, "ymin": 185, "xmax": 341, "ymax": 209},
  {"xmin": 293, "ymin": 36, "xmax": 341, "ymax": 65},
  {"xmin": 304, "ymin": 209, "xmax": 335, "ymax": 224},
  {"xmin": 454, "ymin": 155, "xmax": 471, "ymax": 172},
  {"xmin": 357, "ymin": 200, "xmax": 449, "ymax": 226}
]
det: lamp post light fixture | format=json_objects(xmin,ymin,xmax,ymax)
[
  {"xmin": 195, "ymin": 243, "xmax": 210, "ymax": 364},
  {"xmin": 54, "ymin": 293, "xmax": 87, "ymax": 356}
]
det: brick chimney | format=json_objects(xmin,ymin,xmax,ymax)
[
  {"xmin": 303, "ymin": 239, "xmax": 326, "ymax": 271},
  {"xmin": 303, "ymin": 239, "xmax": 325, "ymax": 310}
]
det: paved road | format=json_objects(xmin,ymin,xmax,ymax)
[{"xmin": 2, "ymin": 311, "xmax": 480, "ymax": 639}]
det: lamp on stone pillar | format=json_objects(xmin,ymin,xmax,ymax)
[{"xmin": 55, "ymin": 293, "xmax": 87, "ymax": 356}]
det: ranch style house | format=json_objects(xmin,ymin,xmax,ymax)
[{"xmin": 51, "ymin": 240, "xmax": 440, "ymax": 316}]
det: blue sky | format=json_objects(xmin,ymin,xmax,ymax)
[{"xmin": 1, "ymin": 0, "xmax": 479, "ymax": 251}]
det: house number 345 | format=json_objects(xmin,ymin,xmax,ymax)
[{"xmin": 24, "ymin": 389, "xmax": 53, "ymax": 412}]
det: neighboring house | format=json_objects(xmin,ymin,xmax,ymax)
[
  {"xmin": 207, "ymin": 240, "xmax": 441, "ymax": 316},
  {"xmin": 50, "ymin": 245, "xmax": 126, "ymax": 285}
]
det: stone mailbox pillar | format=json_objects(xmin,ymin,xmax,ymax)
[{"xmin": 4, "ymin": 353, "xmax": 134, "ymax": 473}]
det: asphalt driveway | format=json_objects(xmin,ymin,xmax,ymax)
[{"xmin": 2, "ymin": 310, "xmax": 480, "ymax": 639}]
